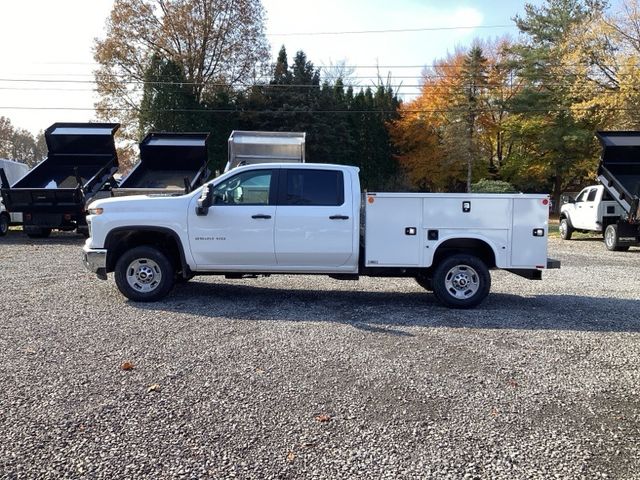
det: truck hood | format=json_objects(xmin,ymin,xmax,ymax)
[{"xmin": 88, "ymin": 193, "xmax": 191, "ymax": 213}]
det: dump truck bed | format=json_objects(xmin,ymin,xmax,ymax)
[
  {"xmin": 113, "ymin": 133, "xmax": 209, "ymax": 197},
  {"xmin": 226, "ymin": 131, "xmax": 305, "ymax": 172},
  {"xmin": 1, "ymin": 123, "xmax": 119, "ymax": 213},
  {"xmin": 596, "ymin": 131, "xmax": 640, "ymax": 220}
]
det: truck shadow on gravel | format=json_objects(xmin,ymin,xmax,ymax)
[
  {"xmin": 0, "ymin": 231, "xmax": 86, "ymax": 245},
  {"xmin": 132, "ymin": 281, "xmax": 640, "ymax": 335}
]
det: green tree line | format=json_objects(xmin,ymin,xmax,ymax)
[{"xmin": 88, "ymin": 0, "xmax": 640, "ymax": 197}]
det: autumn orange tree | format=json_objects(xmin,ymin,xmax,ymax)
[
  {"xmin": 390, "ymin": 51, "xmax": 464, "ymax": 192},
  {"xmin": 391, "ymin": 40, "xmax": 515, "ymax": 192}
]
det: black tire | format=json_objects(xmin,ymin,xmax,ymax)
[
  {"xmin": 432, "ymin": 254, "xmax": 491, "ymax": 309},
  {"xmin": 415, "ymin": 274, "xmax": 432, "ymax": 291},
  {"xmin": 559, "ymin": 217, "xmax": 573, "ymax": 240},
  {"xmin": 604, "ymin": 224, "xmax": 630, "ymax": 252},
  {"xmin": 114, "ymin": 246, "xmax": 175, "ymax": 302},
  {"xmin": 0, "ymin": 213, "xmax": 9, "ymax": 237},
  {"xmin": 25, "ymin": 227, "xmax": 52, "ymax": 239}
]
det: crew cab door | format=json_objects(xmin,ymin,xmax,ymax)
[
  {"xmin": 188, "ymin": 168, "xmax": 277, "ymax": 268},
  {"xmin": 274, "ymin": 168, "xmax": 354, "ymax": 268},
  {"xmin": 572, "ymin": 187, "xmax": 598, "ymax": 230}
]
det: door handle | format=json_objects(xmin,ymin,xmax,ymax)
[
  {"xmin": 329, "ymin": 215, "xmax": 350, "ymax": 220},
  {"xmin": 251, "ymin": 214, "xmax": 272, "ymax": 219}
]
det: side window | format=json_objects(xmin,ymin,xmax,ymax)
[
  {"xmin": 575, "ymin": 190, "xmax": 588, "ymax": 203},
  {"xmin": 602, "ymin": 189, "xmax": 613, "ymax": 201},
  {"xmin": 281, "ymin": 169, "xmax": 344, "ymax": 206},
  {"xmin": 213, "ymin": 170, "xmax": 272, "ymax": 206},
  {"xmin": 587, "ymin": 189, "xmax": 597, "ymax": 202}
]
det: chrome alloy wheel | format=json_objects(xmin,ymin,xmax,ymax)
[
  {"xmin": 559, "ymin": 220, "xmax": 567, "ymax": 238},
  {"xmin": 444, "ymin": 265, "xmax": 480, "ymax": 299},
  {"xmin": 605, "ymin": 226, "xmax": 615, "ymax": 248},
  {"xmin": 126, "ymin": 258, "xmax": 163, "ymax": 293}
]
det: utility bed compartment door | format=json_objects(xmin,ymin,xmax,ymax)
[
  {"xmin": 422, "ymin": 198, "xmax": 512, "ymax": 229},
  {"xmin": 511, "ymin": 198, "xmax": 548, "ymax": 268},
  {"xmin": 365, "ymin": 196, "xmax": 422, "ymax": 266}
]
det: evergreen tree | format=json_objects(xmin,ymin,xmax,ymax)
[
  {"xmin": 138, "ymin": 54, "xmax": 201, "ymax": 137},
  {"xmin": 505, "ymin": 0, "xmax": 606, "ymax": 201},
  {"xmin": 459, "ymin": 46, "xmax": 489, "ymax": 192}
]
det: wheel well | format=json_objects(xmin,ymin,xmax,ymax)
[
  {"xmin": 602, "ymin": 216, "xmax": 619, "ymax": 229},
  {"xmin": 105, "ymin": 228, "xmax": 187, "ymax": 275},
  {"xmin": 433, "ymin": 238, "xmax": 496, "ymax": 269}
]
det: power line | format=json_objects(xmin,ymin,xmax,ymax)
[
  {"xmin": 267, "ymin": 24, "xmax": 517, "ymax": 36},
  {"xmin": 1, "ymin": 106, "xmax": 637, "ymax": 114},
  {"xmin": 0, "ymin": 77, "xmax": 631, "ymax": 88}
]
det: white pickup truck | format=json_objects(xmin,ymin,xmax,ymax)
[
  {"xmin": 82, "ymin": 163, "xmax": 558, "ymax": 308},
  {"xmin": 559, "ymin": 185, "xmax": 636, "ymax": 250}
]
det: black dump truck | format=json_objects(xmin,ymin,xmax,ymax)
[
  {"xmin": 596, "ymin": 131, "xmax": 640, "ymax": 248},
  {"xmin": 0, "ymin": 123, "xmax": 119, "ymax": 238},
  {"xmin": 112, "ymin": 132, "xmax": 210, "ymax": 197}
]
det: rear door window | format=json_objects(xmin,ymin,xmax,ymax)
[
  {"xmin": 587, "ymin": 189, "xmax": 597, "ymax": 202},
  {"xmin": 280, "ymin": 169, "xmax": 344, "ymax": 206}
]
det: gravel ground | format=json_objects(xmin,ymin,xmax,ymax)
[{"xmin": 0, "ymin": 231, "xmax": 639, "ymax": 479}]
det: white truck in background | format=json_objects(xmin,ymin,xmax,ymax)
[
  {"xmin": 0, "ymin": 158, "xmax": 29, "ymax": 236},
  {"xmin": 559, "ymin": 185, "xmax": 633, "ymax": 248},
  {"xmin": 82, "ymin": 163, "xmax": 559, "ymax": 309},
  {"xmin": 560, "ymin": 131, "xmax": 640, "ymax": 251}
]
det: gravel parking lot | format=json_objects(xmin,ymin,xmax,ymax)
[{"xmin": 0, "ymin": 232, "xmax": 639, "ymax": 479}]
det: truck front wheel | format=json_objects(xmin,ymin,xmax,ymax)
[
  {"xmin": 432, "ymin": 254, "xmax": 491, "ymax": 309},
  {"xmin": 0, "ymin": 213, "xmax": 9, "ymax": 236},
  {"xmin": 604, "ymin": 224, "xmax": 630, "ymax": 252},
  {"xmin": 114, "ymin": 246, "xmax": 175, "ymax": 302},
  {"xmin": 559, "ymin": 217, "xmax": 573, "ymax": 240}
]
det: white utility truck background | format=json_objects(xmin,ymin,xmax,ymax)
[
  {"xmin": 0, "ymin": 158, "xmax": 29, "ymax": 236},
  {"xmin": 559, "ymin": 185, "xmax": 629, "ymax": 248},
  {"xmin": 560, "ymin": 131, "xmax": 640, "ymax": 251},
  {"xmin": 83, "ymin": 163, "xmax": 559, "ymax": 309}
]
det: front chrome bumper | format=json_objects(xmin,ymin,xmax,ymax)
[{"xmin": 82, "ymin": 245, "xmax": 108, "ymax": 280}]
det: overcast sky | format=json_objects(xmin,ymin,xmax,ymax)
[{"xmin": 0, "ymin": 0, "xmax": 538, "ymax": 135}]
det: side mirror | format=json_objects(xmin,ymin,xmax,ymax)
[{"xmin": 196, "ymin": 184, "xmax": 213, "ymax": 216}]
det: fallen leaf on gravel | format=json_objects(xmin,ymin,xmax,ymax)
[
  {"xmin": 120, "ymin": 361, "xmax": 135, "ymax": 371},
  {"xmin": 286, "ymin": 451, "xmax": 295, "ymax": 463},
  {"xmin": 147, "ymin": 384, "xmax": 161, "ymax": 393},
  {"xmin": 507, "ymin": 378, "xmax": 519, "ymax": 388},
  {"xmin": 491, "ymin": 407, "xmax": 499, "ymax": 417},
  {"xmin": 24, "ymin": 347, "xmax": 36, "ymax": 355},
  {"xmin": 315, "ymin": 414, "xmax": 331, "ymax": 423}
]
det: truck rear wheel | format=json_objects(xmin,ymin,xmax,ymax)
[
  {"xmin": 432, "ymin": 254, "xmax": 491, "ymax": 309},
  {"xmin": 604, "ymin": 224, "xmax": 630, "ymax": 252},
  {"xmin": 114, "ymin": 246, "xmax": 175, "ymax": 302},
  {"xmin": 559, "ymin": 217, "xmax": 573, "ymax": 240},
  {"xmin": 0, "ymin": 213, "xmax": 9, "ymax": 236}
]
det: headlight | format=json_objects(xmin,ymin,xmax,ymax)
[{"xmin": 87, "ymin": 207, "xmax": 104, "ymax": 216}]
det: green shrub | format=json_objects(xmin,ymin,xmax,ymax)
[{"xmin": 471, "ymin": 179, "xmax": 518, "ymax": 193}]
